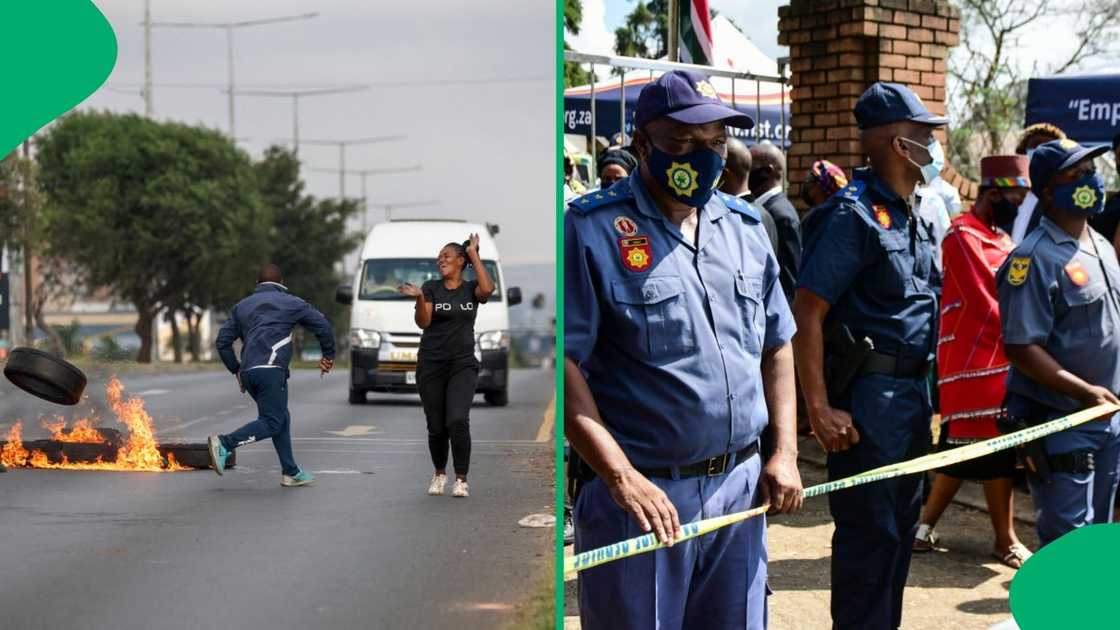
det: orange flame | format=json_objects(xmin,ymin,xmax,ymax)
[
  {"xmin": 2, "ymin": 422, "xmax": 29, "ymax": 467},
  {"xmin": 43, "ymin": 416, "xmax": 106, "ymax": 443},
  {"xmin": 0, "ymin": 377, "xmax": 187, "ymax": 472}
]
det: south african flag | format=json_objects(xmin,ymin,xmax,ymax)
[{"xmin": 677, "ymin": 0, "xmax": 713, "ymax": 66}]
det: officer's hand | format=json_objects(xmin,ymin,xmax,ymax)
[
  {"xmin": 808, "ymin": 406, "xmax": 861, "ymax": 453},
  {"xmin": 606, "ymin": 467, "xmax": 682, "ymax": 546},
  {"xmin": 759, "ymin": 451, "xmax": 804, "ymax": 515},
  {"xmin": 398, "ymin": 283, "xmax": 422, "ymax": 298},
  {"xmin": 466, "ymin": 233, "xmax": 480, "ymax": 257},
  {"xmin": 235, "ymin": 373, "xmax": 245, "ymax": 394},
  {"xmin": 1080, "ymin": 385, "xmax": 1120, "ymax": 409},
  {"xmin": 319, "ymin": 357, "xmax": 333, "ymax": 376}
]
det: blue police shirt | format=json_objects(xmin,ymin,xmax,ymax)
[
  {"xmin": 997, "ymin": 217, "xmax": 1120, "ymax": 429},
  {"xmin": 798, "ymin": 167, "xmax": 937, "ymax": 358},
  {"xmin": 565, "ymin": 175, "xmax": 796, "ymax": 468}
]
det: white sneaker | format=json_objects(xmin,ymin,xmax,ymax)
[
  {"xmin": 428, "ymin": 473, "xmax": 447, "ymax": 495},
  {"xmin": 452, "ymin": 478, "xmax": 469, "ymax": 498}
]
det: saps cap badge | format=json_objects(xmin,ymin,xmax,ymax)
[{"xmin": 695, "ymin": 80, "xmax": 718, "ymax": 99}]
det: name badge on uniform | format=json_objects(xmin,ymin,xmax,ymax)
[
  {"xmin": 619, "ymin": 236, "xmax": 653, "ymax": 272},
  {"xmin": 1065, "ymin": 260, "xmax": 1089, "ymax": 286},
  {"xmin": 873, "ymin": 205, "xmax": 892, "ymax": 229},
  {"xmin": 1008, "ymin": 257, "xmax": 1031, "ymax": 286}
]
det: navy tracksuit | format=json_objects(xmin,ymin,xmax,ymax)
[{"xmin": 215, "ymin": 282, "xmax": 335, "ymax": 475}]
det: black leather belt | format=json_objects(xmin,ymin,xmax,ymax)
[
  {"xmin": 859, "ymin": 350, "xmax": 931, "ymax": 380},
  {"xmin": 636, "ymin": 442, "xmax": 759, "ymax": 479}
]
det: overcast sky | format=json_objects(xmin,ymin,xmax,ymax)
[{"xmin": 81, "ymin": 0, "xmax": 554, "ymax": 265}]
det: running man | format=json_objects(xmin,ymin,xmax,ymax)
[{"xmin": 207, "ymin": 263, "xmax": 336, "ymax": 487}]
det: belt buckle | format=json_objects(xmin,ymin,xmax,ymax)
[{"xmin": 706, "ymin": 453, "xmax": 729, "ymax": 476}]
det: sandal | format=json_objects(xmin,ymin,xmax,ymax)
[
  {"xmin": 992, "ymin": 543, "xmax": 1032, "ymax": 569},
  {"xmin": 913, "ymin": 523, "xmax": 938, "ymax": 552}
]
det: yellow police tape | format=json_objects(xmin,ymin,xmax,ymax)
[{"xmin": 564, "ymin": 402, "xmax": 1119, "ymax": 580}]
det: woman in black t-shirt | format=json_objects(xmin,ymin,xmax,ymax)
[{"xmin": 398, "ymin": 234, "xmax": 494, "ymax": 498}]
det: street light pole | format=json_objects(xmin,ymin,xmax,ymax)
[
  {"xmin": 306, "ymin": 165, "xmax": 423, "ymax": 230},
  {"xmin": 226, "ymin": 26, "xmax": 235, "ymax": 137},
  {"xmin": 149, "ymin": 11, "xmax": 319, "ymax": 137},
  {"xmin": 143, "ymin": 0, "xmax": 153, "ymax": 117},
  {"xmin": 241, "ymin": 86, "xmax": 372, "ymax": 156},
  {"xmin": 295, "ymin": 136, "xmax": 408, "ymax": 197}
]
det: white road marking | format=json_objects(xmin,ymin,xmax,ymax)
[
  {"xmin": 156, "ymin": 416, "xmax": 212, "ymax": 436},
  {"xmin": 134, "ymin": 389, "xmax": 170, "ymax": 396},
  {"xmin": 324, "ymin": 425, "xmax": 378, "ymax": 437}
]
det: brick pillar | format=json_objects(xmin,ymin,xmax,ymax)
[{"xmin": 778, "ymin": 0, "xmax": 975, "ymax": 211}]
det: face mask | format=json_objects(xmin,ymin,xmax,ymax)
[
  {"xmin": 991, "ymin": 195, "xmax": 1019, "ymax": 226},
  {"xmin": 645, "ymin": 143, "xmax": 726, "ymax": 208},
  {"xmin": 901, "ymin": 137, "xmax": 945, "ymax": 186},
  {"xmin": 1026, "ymin": 148, "xmax": 1037, "ymax": 162},
  {"xmin": 1052, "ymin": 172, "xmax": 1106, "ymax": 216}
]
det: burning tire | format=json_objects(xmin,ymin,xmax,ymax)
[{"xmin": 3, "ymin": 347, "xmax": 87, "ymax": 406}]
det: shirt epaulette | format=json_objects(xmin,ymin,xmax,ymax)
[
  {"xmin": 569, "ymin": 180, "xmax": 634, "ymax": 215},
  {"xmin": 716, "ymin": 191, "xmax": 761, "ymax": 224},
  {"xmin": 838, "ymin": 180, "xmax": 867, "ymax": 203}
]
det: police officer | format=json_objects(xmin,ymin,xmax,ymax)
[
  {"xmin": 793, "ymin": 83, "xmax": 944, "ymax": 630},
  {"xmin": 997, "ymin": 139, "xmax": 1120, "ymax": 547},
  {"xmin": 565, "ymin": 69, "xmax": 803, "ymax": 630}
]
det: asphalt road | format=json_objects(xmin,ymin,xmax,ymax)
[{"xmin": 0, "ymin": 366, "xmax": 555, "ymax": 630}]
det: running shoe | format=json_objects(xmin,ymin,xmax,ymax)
[
  {"xmin": 452, "ymin": 478, "xmax": 469, "ymax": 498},
  {"xmin": 281, "ymin": 470, "xmax": 316, "ymax": 487},
  {"xmin": 207, "ymin": 435, "xmax": 228, "ymax": 476},
  {"xmin": 428, "ymin": 473, "xmax": 447, "ymax": 495}
]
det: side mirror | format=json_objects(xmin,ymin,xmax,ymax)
[
  {"xmin": 507, "ymin": 286, "xmax": 522, "ymax": 306},
  {"xmin": 335, "ymin": 283, "xmax": 354, "ymax": 305}
]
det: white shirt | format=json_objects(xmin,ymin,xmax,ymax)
[
  {"xmin": 916, "ymin": 189, "xmax": 951, "ymax": 274},
  {"xmin": 753, "ymin": 185, "xmax": 783, "ymax": 207},
  {"xmin": 1011, "ymin": 192, "xmax": 1039, "ymax": 244},
  {"xmin": 927, "ymin": 176, "xmax": 963, "ymax": 218}
]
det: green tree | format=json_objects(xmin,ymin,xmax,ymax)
[
  {"xmin": 0, "ymin": 152, "xmax": 66, "ymax": 355},
  {"xmin": 564, "ymin": 0, "xmax": 591, "ymax": 88},
  {"xmin": 614, "ymin": 0, "xmax": 669, "ymax": 62},
  {"xmin": 254, "ymin": 146, "xmax": 362, "ymax": 354},
  {"xmin": 35, "ymin": 111, "xmax": 269, "ymax": 363},
  {"xmin": 948, "ymin": 0, "xmax": 1120, "ymax": 178}
]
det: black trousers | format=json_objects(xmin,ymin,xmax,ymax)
[{"xmin": 417, "ymin": 355, "xmax": 478, "ymax": 476}]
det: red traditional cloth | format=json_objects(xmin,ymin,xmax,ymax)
[{"xmin": 937, "ymin": 210, "xmax": 1015, "ymax": 442}]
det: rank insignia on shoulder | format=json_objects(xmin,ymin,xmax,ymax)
[
  {"xmin": 1008, "ymin": 257, "xmax": 1031, "ymax": 286},
  {"xmin": 873, "ymin": 205, "xmax": 892, "ymax": 229},
  {"xmin": 1065, "ymin": 260, "xmax": 1089, "ymax": 286},
  {"xmin": 840, "ymin": 180, "xmax": 866, "ymax": 201},
  {"xmin": 619, "ymin": 236, "xmax": 653, "ymax": 272},
  {"xmin": 613, "ymin": 216, "xmax": 638, "ymax": 236}
]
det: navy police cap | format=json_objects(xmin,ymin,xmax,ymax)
[
  {"xmin": 634, "ymin": 70, "xmax": 755, "ymax": 130},
  {"xmin": 854, "ymin": 82, "xmax": 949, "ymax": 130},
  {"xmin": 1028, "ymin": 138, "xmax": 1109, "ymax": 195}
]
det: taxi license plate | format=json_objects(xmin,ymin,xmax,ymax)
[{"xmin": 406, "ymin": 371, "xmax": 416, "ymax": 385}]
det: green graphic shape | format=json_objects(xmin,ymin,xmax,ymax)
[
  {"xmin": 0, "ymin": 2, "xmax": 117, "ymax": 156},
  {"xmin": 1011, "ymin": 523, "xmax": 1120, "ymax": 627}
]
